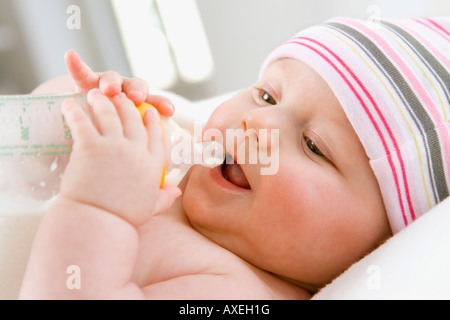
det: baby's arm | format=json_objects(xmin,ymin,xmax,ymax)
[{"xmin": 19, "ymin": 91, "xmax": 181, "ymax": 299}]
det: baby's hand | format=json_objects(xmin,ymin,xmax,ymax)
[
  {"xmin": 60, "ymin": 89, "xmax": 181, "ymax": 226},
  {"xmin": 64, "ymin": 49, "xmax": 174, "ymax": 118}
]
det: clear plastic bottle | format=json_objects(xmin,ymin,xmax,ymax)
[
  {"xmin": 137, "ymin": 103, "xmax": 224, "ymax": 186},
  {"xmin": 0, "ymin": 94, "xmax": 223, "ymax": 202}
]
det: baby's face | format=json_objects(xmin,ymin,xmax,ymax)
[{"xmin": 183, "ymin": 58, "xmax": 391, "ymax": 290}]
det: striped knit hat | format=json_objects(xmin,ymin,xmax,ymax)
[{"xmin": 261, "ymin": 17, "xmax": 450, "ymax": 234}]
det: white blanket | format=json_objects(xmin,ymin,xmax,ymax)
[
  {"xmin": 1, "ymin": 89, "xmax": 449, "ymax": 299},
  {"xmin": 0, "ymin": 196, "xmax": 50, "ymax": 299},
  {"xmin": 313, "ymin": 196, "xmax": 450, "ymax": 300}
]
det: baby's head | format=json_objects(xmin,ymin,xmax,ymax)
[{"xmin": 182, "ymin": 17, "xmax": 450, "ymax": 291}]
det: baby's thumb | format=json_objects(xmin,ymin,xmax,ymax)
[{"xmin": 153, "ymin": 186, "xmax": 182, "ymax": 214}]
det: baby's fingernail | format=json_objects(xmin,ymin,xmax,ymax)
[
  {"xmin": 62, "ymin": 98, "xmax": 75, "ymax": 111},
  {"xmin": 112, "ymin": 92, "xmax": 126, "ymax": 101},
  {"xmin": 88, "ymin": 88, "xmax": 101, "ymax": 97},
  {"xmin": 101, "ymin": 83, "xmax": 120, "ymax": 96},
  {"xmin": 130, "ymin": 90, "xmax": 145, "ymax": 101},
  {"xmin": 147, "ymin": 105, "xmax": 157, "ymax": 115},
  {"xmin": 145, "ymin": 106, "xmax": 158, "ymax": 121}
]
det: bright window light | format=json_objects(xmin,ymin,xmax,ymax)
[
  {"xmin": 111, "ymin": 0, "xmax": 214, "ymax": 88},
  {"xmin": 156, "ymin": 0, "xmax": 214, "ymax": 83},
  {"xmin": 111, "ymin": 0, "xmax": 177, "ymax": 89}
]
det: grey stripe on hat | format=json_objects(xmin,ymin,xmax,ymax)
[
  {"xmin": 381, "ymin": 21, "xmax": 450, "ymax": 203},
  {"xmin": 382, "ymin": 21, "xmax": 450, "ymax": 118},
  {"xmin": 326, "ymin": 21, "xmax": 448, "ymax": 205}
]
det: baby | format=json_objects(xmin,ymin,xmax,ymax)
[{"xmin": 20, "ymin": 17, "xmax": 450, "ymax": 299}]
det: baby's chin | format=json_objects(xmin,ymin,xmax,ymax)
[
  {"xmin": 177, "ymin": 168, "xmax": 192, "ymax": 193},
  {"xmin": 180, "ymin": 166, "xmax": 207, "ymax": 220}
]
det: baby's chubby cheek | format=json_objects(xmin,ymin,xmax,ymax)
[
  {"xmin": 255, "ymin": 164, "xmax": 307, "ymax": 213},
  {"xmin": 255, "ymin": 157, "xmax": 339, "ymax": 225},
  {"xmin": 203, "ymin": 102, "xmax": 236, "ymax": 132}
]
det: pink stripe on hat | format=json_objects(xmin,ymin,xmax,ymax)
[{"xmin": 260, "ymin": 17, "xmax": 450, "ymax": 233}]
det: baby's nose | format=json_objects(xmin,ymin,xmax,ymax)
[
  {"xmin": 240, "ymin": 108, "xmax": 280, "ymax": 131},
  {"xmin": 240, "ymin": 109, "xmax": 280, "ymax": 151}
]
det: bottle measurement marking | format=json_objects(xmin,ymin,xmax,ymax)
[{"xmin": 0, "ymin": 93, "xmax": 87, "ymax": 156}]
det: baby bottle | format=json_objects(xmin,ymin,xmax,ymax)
[
  {"xmin": 0, "ymin": 93, "xmax": 223, "ymax": 203},
  {"xmin": 137, "ymin": 103, "xmax": 224, "ymax": 187}
]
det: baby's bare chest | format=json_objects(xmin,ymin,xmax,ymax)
[
  {"xmin": 132, "ymin": 215, "xmax": 242, "ymax": 285},
  {"xmin": 131, "ymin": 215, "xmax": 309, "ymax": 299}
]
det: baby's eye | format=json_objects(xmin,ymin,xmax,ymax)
[
  {"xmin": 260, "ymin": 90, "xmax": 277, "ymax": 105},
  {"xmin": 305, "ymin": 136, "xmax": 324, "ymax": 157}
]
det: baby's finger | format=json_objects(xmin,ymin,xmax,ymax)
[
  {"xmin": 122, "ymin": 77, "xmax": 149, "ymax": 105},
  {"xmin": 152, "ymin": 186, "xmax": 182, "ymax": 214},
  {"xmin": 144, "ymin": 107, "xmax": 165, "ymax": 160},
  {"xmin": 146, "ymin": 95, "xmax": 175, "ymax": 117},
  {"xmin": 65, "ymin": 49, "xmax": 99, "ymax": 93},
  {"xmin": 112, "ymin": 93, "xmax": 147, "ymax": 141},
  {"xmin": 87, "ymin": 89, "xmax": 123, "ymax": 138},
  {"xmin": 62, "ymin": 98, "xmax": 97, "ymax": 145},
  {"xmin": 98, "ymin": 71, "xmax": 123, "ymax": 97}
]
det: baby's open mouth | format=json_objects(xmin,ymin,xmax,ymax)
[{"xmin": 221, "ymin": 155, "xmax": 251, "ymax": 189}]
